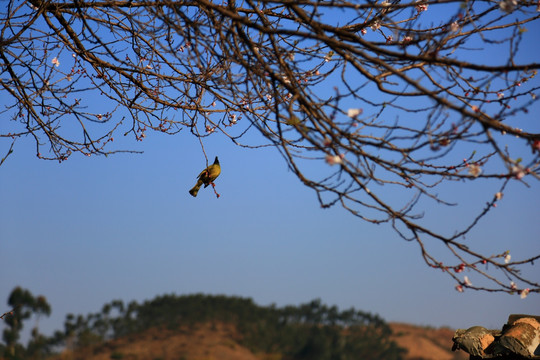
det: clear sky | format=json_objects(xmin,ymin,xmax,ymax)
[{"xmin": 1, "ymin": 1, "xmax": 540, "ymax": 347}]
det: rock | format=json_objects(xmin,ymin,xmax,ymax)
[
  {"xmin": 452, "ymin": 326, "xmax": 495, "ymax": 357},
  {"xmin": 496, "ymin": 317, "xmax": 540, "ymax": 357}
]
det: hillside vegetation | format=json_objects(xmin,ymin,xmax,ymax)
[
  {"xmin": 2, "ymin": 291, "xmax": 467, "ymax": 360},
  {"xmin": 49, "ymin": 294, "xmax": 405, "ymax": 360}
]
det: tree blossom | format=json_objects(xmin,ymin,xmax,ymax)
[
  {"xmin": 520, "ymin": 288, "xmax": 530, "ymax": 299},
  {"xmin": 510, "ymin": 281, "xmax": 517, "ymax": 290},
  {"xmin": 370, "ymin": 20, "xmax": 381, "ymax": 31},
  {"xmin": 415, "ymin": 0, "xmax": 428, "ymax": 12},
  {"xmin": 51, "ymin": 57, "xmax": 60, "ymax": 67},
  {"xmin": 532, "ymin": 139, "xmax": 540, "ymax": 152},
  {"xmin": 325, "ymin": 154, "xmax": 344, "ymax": 165},
  {"xmin": 401, "ymin": 35, "xmax": 413, "ymax": 44},
  {"xmin": 347, "ymin": 108, "xmax": 363, "ymax": 118},
  {"xmin": 464, "ymin": 276, "xmax": 472, "ymax": 286},
  {"xmin": 324, "ymin": 51, "xmax": 334, "ymax": 62},
  {"xmin": 512, "ymin": 165, "xmax": 526, "ymax": 179},
  {"xmin": 468, "ymin": 164, "xmax": 482, "ymax": 177},
  {"xmin": 455, "ymin": 284, "xmax": 464, "ymax": 292},
  {"xmin": 450, "ymin": 21, "xmax": 459, "ymax": 33},
  {"xmin": 499, "ymin": 0, "xmax": 517, "ymax": 13},
  {"xmin": 504, "ymin": 253, "xmax": 511, "ymax": 264},
  {"xmin": 495, "ymin": 192, "xmax": 503, "ymax": 201}
]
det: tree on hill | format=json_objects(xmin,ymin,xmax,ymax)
[
  {"xmin": 1, "ymin": 0, "xmax": 539, "ymax": 294},
  {"xmin": 1, "ymin": 287, "xmax": 51, "ymax": 360},
  {"xmin": 55, "ymin": 293, "xmax": 407, "ymax": 359}
]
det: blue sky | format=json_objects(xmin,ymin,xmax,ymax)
[{"xmin": 1, "ymin": 0, "xmax": 540, "ymax": 346}]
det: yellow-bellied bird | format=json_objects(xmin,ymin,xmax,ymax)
[{"xmin": 189, "ymin": 156, "xmax": 221, "ymax": 197}]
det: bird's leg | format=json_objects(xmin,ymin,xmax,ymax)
[{"xmin": 211, "ymin": 183, "xmax": 220, "ymax": 198}]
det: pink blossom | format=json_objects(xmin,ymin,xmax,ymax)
[
  {"xmin": 532, "ymin": 140, "xmax": 540, "ymax": 152},
  {"xmin": 323, "ymin": 137, "xmax": 332, "ymax": 147},
  {"xmin": 520, "ymin": 288, "xmax": 529, "ymax": 299},
  {"xmin": 325, "ymin": 154, "xmax": 344, "ymax": 165},
  {"xmin": 402, "ymin": 36, "xmax": 413, "ymax": 44},
  {"xmin": 463, "ymin": 276, "xmax": 472, "ymax": 286},
  {"xmin": 51, "ymin": 57, "xmax": 60, "ymax": 67},
  {"xmin": 455, "ymin": 284, "xmax": 464, "ymax": 293},
  {"xmin": 415, "ymin": 0, "xmax": 428, "ymax": 12}
]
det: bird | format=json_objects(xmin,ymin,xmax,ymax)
[{"xmin": 189, "ymin": 156, "xmax": 221, "ymax": 197}]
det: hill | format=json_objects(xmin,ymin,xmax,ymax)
[
  {"xmin": 54, "ymin": 321, "xmax": 467, "ymax": 360},
  {"xmin": 389, "ymin": 323, "xmax": 468, "ymax": 360},
  {"xmin": 1, "ymin": 291, "xmax": 467, "ymax": 360}
]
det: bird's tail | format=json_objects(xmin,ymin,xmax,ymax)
[{"xmin": 189, "ymin": 180, "xmax": 203, "ymax": 197}]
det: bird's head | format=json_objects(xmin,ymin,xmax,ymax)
[{"xmin": 214, "ymin": 156, "xmax": 219, "ymax": 164}]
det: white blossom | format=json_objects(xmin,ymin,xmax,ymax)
[
  {"xmin": 499, "ymin": 0, "xmax": 517, "ymax": 13},
  {"xmin": 370, "ymin": 20, "xmax": 381, "ymax": 31},
  {"xmin": 347, "ymin": 108, "xmax": 363, "ymax": 118},
  {"xmin": 468, "ymin": 164, "xmax": 482, "ymax": 177}
]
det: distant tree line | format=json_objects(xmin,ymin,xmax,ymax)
[{"xmin": 1, "ymin": 287, "xmax": 406, "ymax": 359}]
